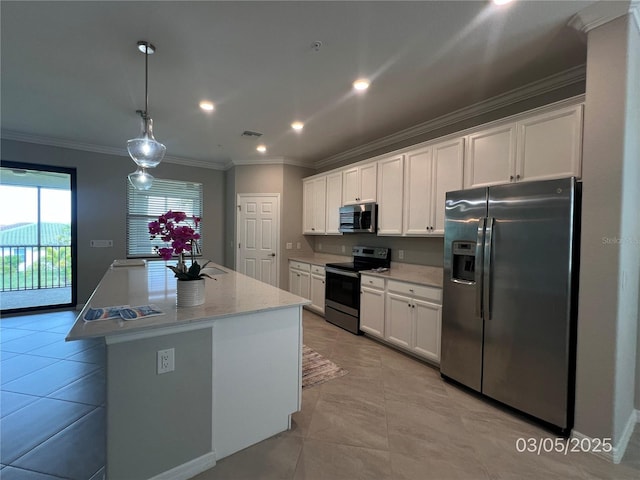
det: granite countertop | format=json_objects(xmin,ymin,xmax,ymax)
[
  {"xmin": 66, "ymin": 260, "xmax": 309, "ymax": 341},
  {"xmin": 360, "ymin": 262, "xmax": 444, "ymax": 288},
  {"xmin": 287, "ymin": 253, "xmax": 444, "ymax": 288},
  {"xmin": 288, "ymin": 253, "xmax": 350, "ymax": 266}
]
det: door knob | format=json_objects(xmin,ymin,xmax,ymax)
[{"xmin": 269, "ymin": 253, "xmax": 276, "ymax": 257}]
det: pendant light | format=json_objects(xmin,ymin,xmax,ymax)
[
  {"xmin": 127, "ymin": 167, "xmax": 154, "ymax": 191},
  {"xmin": 127, "ymin": 40, "xmax": 165, "ymax": 187}
]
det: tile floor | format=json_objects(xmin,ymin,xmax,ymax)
[
  {"xmin": 1, "ymin": 308, "xmax": 639, "ymax": 479},
  {"xmin": 1, "ymin": 310, "xmax": 105, "ymax": 480}
]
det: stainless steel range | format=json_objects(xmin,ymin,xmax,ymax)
[{"xmin": 324, "ymin": 246, "xmax": 390, "ymax": 334}]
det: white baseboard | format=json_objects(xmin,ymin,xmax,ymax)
[
  {"xmin": 572, "ymin": 409, "xmax": 639, "ymax": 464},
  {"xmin": 147, "ymin": 451, "xmax": 216, "ymax": 480}
]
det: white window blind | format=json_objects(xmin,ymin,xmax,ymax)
[{"xmin": 127, "ymin": 179, "xmax": 203, "ymax": 258}]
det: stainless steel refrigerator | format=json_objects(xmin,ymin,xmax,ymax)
[{"xmin": 441, "ymin": 177, "xmax": 580, "ymax": 434}]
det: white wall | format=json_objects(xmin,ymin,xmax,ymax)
[{"xmin": 574, "ymin": 12, "xmax": 639, "ymax": 449}]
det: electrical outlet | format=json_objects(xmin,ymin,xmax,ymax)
[
  {"xmin": 318, "ymin": 243, "xmax": 322, "ymax": 250},
  {"xmin": 399, "ymin": 250, "xmax": 404, "ymax": 260},
  {"xmin": 296, "ymin": 242, "xmax": 301, "ymax": 249},
  {"xmin": 90, "ymin": 240, "xmax": 113, "ymax": 248},
  {"xmin": 286, "ymin": 242, "xmax": 292, "ymax": 250},
  {"xmin": 157, "ymin": 348, "xmax": 175, "ymax": 374},
  {"xmin": 341, "ymin": 245, "xmax": 346, "ymax": 253}
]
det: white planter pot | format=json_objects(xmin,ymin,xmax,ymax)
[{"xmin": 176, "ymin": 279, "xmax": 205, "ymax": 307}]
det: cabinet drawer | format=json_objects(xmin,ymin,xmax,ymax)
[
  {"xmin": 289, "ymin": 261, "xmax": 310, "ymax": 272},
  {"xmin": 361, "ymin": 275, "xmax": 385, "ymax": 289},
  {"xmin": 311, "ymin": 265, "xmax": 325, "ymax": 276},
  {"xmin": 387, "ymin": 280, "xmax": 441, "ymax": 303}
]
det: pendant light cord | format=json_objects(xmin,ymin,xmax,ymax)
[{"xmin": 144, "ymin": 43, "xmax": 149, "ymax": 119}]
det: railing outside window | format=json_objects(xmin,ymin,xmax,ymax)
[{"xmin": 1, "ymin": 245, "xmax": 72, "ymax": 291}]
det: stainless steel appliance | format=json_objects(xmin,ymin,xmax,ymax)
[
  {"xmin": 338, "ymin": 203, "xmax": 377, "ymax": 233},
  {"xmin": 441, "ymin": 177, "xmax": 580, "ymax": 434},
  {"xmin": 325, "ymin": 246, "xmax": 390, "ymax": 334}
]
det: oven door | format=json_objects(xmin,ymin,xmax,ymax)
[{"xmin": 325, "ymin": 267, "xmax": 360, "ymax": 317}]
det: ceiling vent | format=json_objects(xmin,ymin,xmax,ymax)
[{"xmin": 241, "ymin": 130, "xmax": 263, "ymax": 138}]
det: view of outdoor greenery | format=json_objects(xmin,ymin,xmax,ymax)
[{"xmin": 0, "ymin": 182, "xmax": 72, "ymax": 293}]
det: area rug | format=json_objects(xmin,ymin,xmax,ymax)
[{"xmin": 302, "ymin": 345, "xmax": 348, "ymax": 389}]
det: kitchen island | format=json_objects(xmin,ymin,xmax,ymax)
[{"xmin": 66, "ymin": 261, "xmax": 309, "ymax": 480}]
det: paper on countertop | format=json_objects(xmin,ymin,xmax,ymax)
[
  {"xmin": 83, "ymin": 305, "xmax": 164, "ymax": 322},
  {"xmin": 111, "ymin": 259, "xmax": 146, "ymax": 268}
]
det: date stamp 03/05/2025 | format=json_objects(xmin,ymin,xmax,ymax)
[{"xmin": 516, "ymin": 437, "xmax": 612, "ymax": 456}]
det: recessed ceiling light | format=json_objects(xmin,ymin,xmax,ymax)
[
  {"xmin": 492, "ymin": 0, "xmax": 513, "ymax": 5},
  {"xmin": 291, "ymin": 121, "xmax": 304, "ymax": 131},
  {"xmin": 256, "ymin": 145, "xmax": 267, "ymax": 153},
  {"xmin": 353, "ymin": 79, "xmax": 370, "ymax": 91},
  {"xmin": 199, "ymin": 101, "xmax": 215, "ymax": 112}
]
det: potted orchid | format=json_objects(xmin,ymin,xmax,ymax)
[{"xmin": 148, "ymin": 210, "xmax": 211, "ymax": 281}]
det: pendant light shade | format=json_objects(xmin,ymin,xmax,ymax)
[
  {"xmin": 127, "ymin": 116, "xmax": 166, "ymax": 168},
  {"xmin": 128, "ymin": 168, "xmax": 154, "ymax": 190},
  {"xmin": 127, "ymin": 40, "xmax": 164, "ymax": 188}
]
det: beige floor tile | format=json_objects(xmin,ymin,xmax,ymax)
[
  {"xmin": 293, "ymin": 438, "xmax": 392, "ymax": 480},
  {"xmin": 306, "ymin": 393, "xmax": 389, "ymax": 450},
  {"xmin": 191, "ymin": 432, "xmax": 303, "ymax": 480}
]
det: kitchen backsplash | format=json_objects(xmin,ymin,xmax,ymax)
[{"xmin": 311, "ymin": 235, "xmax": 444, "ymax": 267}]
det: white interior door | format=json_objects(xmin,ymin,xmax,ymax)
[{"xmin": 236, "ymin": 194, "xmax": 280, "ymax": 287}]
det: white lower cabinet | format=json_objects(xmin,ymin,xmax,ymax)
[
  {"xmin": 309, "ymin": 265, "xmax": 326, "ymax": 314},
  {"xmin": 412, "ymin": 298, "xmax": 441, "ymax": 363},
  {"xmin": 360, "ymin": 275, "xmax": 442, "ymax": 364},
  {"xmin": 360, "ymin": 275, "xmax": 385, "ymax": 338},
  {"xmin": 289, "ymin": 261, "xmax": 310, "ymax": 300},
  {"xmin": 385, "ymin": 292, "xmax": 413, "ymax": 349}
]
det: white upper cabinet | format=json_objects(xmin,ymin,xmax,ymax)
[
  {"xmin": 403, "ymin": 137, "xmax": 463, "ymax": 236},
  {"xmin": 403, "ymin": 146, "xmax": 432, "ymax": 236},
  {"xmin": 464, "ymin": 103, "xmax": 583, "ymax": 188},
  {"xmin": 464, "ymin": 123, "xmax": 517, "ymax": 188},
  {"xmin": 302, "ymin": 177, "xmax": 326, "ymax": 234},
  {"xmin": 516, "ymin": 104, "xmax": 583, "ymax": 182},
  {"xmin": 377, "ymin": 154, "xmax": 405, "ymax": 235},
  {"xmin": 325, "ymin": 171, "xmax": 343, "ymax": 235},
  {"xmin": 343, "ymin": 162, "xmax": 377, "ymax": 205},
  {"xmin": 431, "ymin": 138, "xmax": 464, "ymax": 235}
]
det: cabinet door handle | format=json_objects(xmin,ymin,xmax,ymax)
[
  {"xmin": 516, "ymin": 174, "xmax": 521, "ymax": 180},
  {"xmin": 311, "ymin": 227, "xmax": 315, "ymax": 231},
  {"xmin": 510, "ymin": 175, "xmax": 514, "ymax": 181},
  {"xmin": 409, "ymin": 288, "xmax": 414, "ymax": 292}
]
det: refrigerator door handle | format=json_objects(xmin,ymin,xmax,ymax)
[
  {"xmin": 483, "ymin": 217, "xmax": 494, "ymax": 320},
  {"xmin": 475, "ymin": 217, "xmax": 486, "ymax": 317}
]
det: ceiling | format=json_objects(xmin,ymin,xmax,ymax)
[{"xmin": 1, "ymin": 1, "xmax": 597, "ymax": 170}]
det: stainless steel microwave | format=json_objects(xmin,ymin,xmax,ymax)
[{"xmin": 338, "ymin": 203, "xmax": 377, "ymax": 233}]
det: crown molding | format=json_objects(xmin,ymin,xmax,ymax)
[
  {"xmin": 0, "ymin": 129, "xmax": 228, "ymax": 171},
  {"xmin": 568, "ymin": 0, "xmax": 635, "ymax": 33},
  {"xmin": 229, "ymin": 156, "xmax": 314, "ymax": 169},
  {"xmin": 315, "ymin": 65, "xmax": 586, "ymax": 169}
]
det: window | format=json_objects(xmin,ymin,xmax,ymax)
[{"xmin": 127, "ymin": 179, "xmax": 203, "ymax": 258}]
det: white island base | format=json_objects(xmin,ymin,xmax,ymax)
[{"xmin": 66, "ymin": 262, "xmax": 307, "ymax": 480}]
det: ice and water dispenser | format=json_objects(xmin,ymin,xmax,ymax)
[{"xmin": 451, "ymin": 241, "xmax": 476, "ymax": 283}]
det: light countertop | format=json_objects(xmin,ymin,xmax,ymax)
[
  {"xmin": 288, "ymin": 253, "xmax": 443, "ymax": 288},
  {"xmin": 66, "ymin": 261, "xmax": 310, "ymax": 341},
  {"xmin": 361, "ymin": 262, "xmax": 444, "ymax": 288},
  {"xmin": 288, "ymin": 253, "xmax": 350, "ymax": 266}
]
